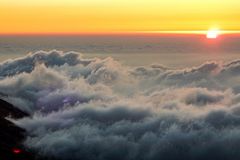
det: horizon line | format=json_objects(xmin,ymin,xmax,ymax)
[{"xmin": 1, "ymin": 30, "xmax": 240, "ymax": 36}]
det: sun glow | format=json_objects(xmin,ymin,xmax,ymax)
[{"xmin": 206, "ymin": 29, "xmax": 220, "ymax": 39}]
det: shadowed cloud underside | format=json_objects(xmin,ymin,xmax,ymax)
[{"xmin": 0, "ymin": 51, "xmax": 239, "ymax": 159}]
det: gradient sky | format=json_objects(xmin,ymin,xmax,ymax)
[{"xmin": 0, "ymin": 0, "xmax": 240, "ymax": 34}]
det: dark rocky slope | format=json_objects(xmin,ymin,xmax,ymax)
[{"xmin": 0, "ymin": 99, "xmax": 34, "ymax": 160}]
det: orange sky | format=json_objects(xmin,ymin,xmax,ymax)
[{"xmin": 0, "ymin": 0, "xmax": 240, "ymax": 34}]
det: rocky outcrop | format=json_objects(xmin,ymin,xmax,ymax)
[{"xmin": 0, "ymin": 99, "xmax": 34, "ymax": 160}]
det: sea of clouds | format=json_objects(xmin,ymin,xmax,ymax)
[{"xmin": 1, "ymin": 50, "xmax": 240, "ymax": 160}]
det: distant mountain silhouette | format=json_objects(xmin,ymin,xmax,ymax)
[{"xmin": 0, "ymin": 98, "xmax": 34, "ymax": 160}]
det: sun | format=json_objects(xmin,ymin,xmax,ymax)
[{"xmin": 206, "ymin": 29, "xmax": 220, "ymax": 39}]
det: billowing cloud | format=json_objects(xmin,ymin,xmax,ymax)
[{"xmin": 1, "ymin": 50, "xmax": 240, "ymax": 159}]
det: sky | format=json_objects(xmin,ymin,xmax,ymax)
[{"xmin": 0, "ymin": 0, "xmax": 240, "ymax": 34}]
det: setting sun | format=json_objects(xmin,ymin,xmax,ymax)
[
  {"xmin": 1, "ymin": 0, "xmax": 240, "ymax": 159},
  {"xmin": 206, "ymin": 29, "xmax": 220, "ymax": 39}
]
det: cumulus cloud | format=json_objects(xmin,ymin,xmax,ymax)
[{"xmin": 1, "ymin": 50, "xmax": 240, "ymax": 159}]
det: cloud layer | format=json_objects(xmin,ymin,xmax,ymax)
[{"xmin": 1, "ymin": 50, "xmax": 240, "ymax": 160}]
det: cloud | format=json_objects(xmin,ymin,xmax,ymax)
[
  {"xmin": 0, "ymin": 50, "xmax": 91, "ymax": 78},
  {"xmin": 1, "ymin": 50, "xmax": 240, "ymax": 159}
]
